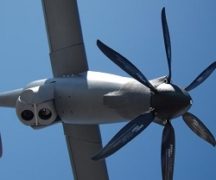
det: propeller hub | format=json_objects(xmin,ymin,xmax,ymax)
[{"xmin": 151, "ymin": 83, "xmax": 192, "ymax": 120}]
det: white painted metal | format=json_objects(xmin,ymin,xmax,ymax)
[
  {"xmin": 0, "ymin": 72, "xmax": 167, "ymax": 126},
  {"xmin": 54, "ymin": 71, "xmax": 151, "ymax": 124}
]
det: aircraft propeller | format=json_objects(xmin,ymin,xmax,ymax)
[{"xmin": 93, "ymin": 7, "xmax": 216, "ymax": 180}]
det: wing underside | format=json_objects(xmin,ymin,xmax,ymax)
[
  {"xmin": 42, "ymin": 0, "xmax": 88, "ymax": 77},
  {"xmin": 42, "ymin": 0, "xmax": 108, "ymax": 179},
  {"xmin": 63, "ymin": 124, "xmax": 109, "ymax": 180}
]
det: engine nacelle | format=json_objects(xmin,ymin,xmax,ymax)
[{"xmin": 16, "ymin": 83, "xmax": 58, "ymax": 127}]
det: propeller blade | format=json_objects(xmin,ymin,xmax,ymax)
[
  {"xmin": 161, "ymin": 7, "xmax": 172, "ymax": 83},
  {"xmin": 183, "ymin": 112, "xmax": 216, "ymax": 146},
  {"xmin": 97, "ymin": 40, "xmax": 158, "ymax": 93},
  {"xmin": 161, "ymin": 121, "xmax": 175, "ymax": 180},
  {"xmin": 92, "ymin": 113, "xmax": 154, "ymax": 160},
  {"xmin": 185, "ymin": 61, "xmax": 216, "ymax": 91}
]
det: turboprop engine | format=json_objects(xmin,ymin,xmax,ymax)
[{"xmin": 16, "ymin": 83, "xmax": 58, "ymax": 128}]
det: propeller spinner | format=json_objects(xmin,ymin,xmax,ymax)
[{"xmin": 93, "ymin": 7, "xmax": 216, "ymax": 180}]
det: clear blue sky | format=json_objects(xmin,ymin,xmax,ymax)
[{"xmin": 0, "ymin": 0, "xmax": 216, "ymax": 180}]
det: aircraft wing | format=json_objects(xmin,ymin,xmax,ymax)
[
  {"xmin": 62, "ymin": 123, "xmax": 109, "ymax": 180},
  {"xmin": 42, "ymin": 0, "xmax": 88, "ymax": 77},
  {"xmin": 42, "ymin": 0, "xmax": 109, "ymax": 179},
  {"xmin": 63, "ymin": 124, "xmax": 109, "ymax": 180}
]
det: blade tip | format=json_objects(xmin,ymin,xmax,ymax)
[
  {"xmin": 211, "ymin": 140, "xmax": 216, "ymax": 147},
  {"xmin": 96, "ymin": 39, "xmax": 103, "ymax": 45},
  {"xmin": 96, "ymin": 39, "xmax": 100, "ymax": 45},
  {"xmin": 162, "ymin": 7, "xmax": 166, "ymax": 16}
]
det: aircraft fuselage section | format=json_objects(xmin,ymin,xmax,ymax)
[
  {"xmin": 2, "ymin": 71, "xmax": 153, "ymax": 126},
  {"xmin": 53, "ymin": 71, "xmax": 151, "ymax": 124}
]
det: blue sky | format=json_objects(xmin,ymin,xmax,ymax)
[{"xmin": 0, "ymin": 0, "xmax": 216, "ymax": 180}]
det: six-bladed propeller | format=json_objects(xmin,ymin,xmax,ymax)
[
  {"xmin": 0, "ymin": 4, "xmax": 213, "ymax": 180},
  {"xmin": 93, "ymin": 7, "xmax": 216, "ymax": 180}
]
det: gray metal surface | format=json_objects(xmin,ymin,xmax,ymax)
[
  {"xmin": 54, "ymin": 71, "xmax": 144, "ymax": 124},
  {"xmin": 0, "ymin": 89, "xmax": 23, "ymax": 107},
  {"xmin": 42, "ymin": 0, "xmax": 88, "ymax": 77},
  {"xmin": 63, "ymin": 124, "xmax": 109, "ymax": 180}
]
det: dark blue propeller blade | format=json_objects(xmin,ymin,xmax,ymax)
[
  {"xmin": 97, "ymin": 40, "xmax": 158, "ymax": 93},
  {"xmin": 183, "ymin": 112, "xmax": 216, "ymax": 146},
  {"xmin": 185, "ymin": 61, "xmax": 216, "ymax": 91},
  {"xmin": 92, "ymin": 113, "xmax": 154, "ymax": 160},
  {"xmin": 162, "ymin": 8, "xmax": 172, "ymax": 83},
  {"xmin": 161, "ymin": 121, "xmax": 175, "ymax": 180}
]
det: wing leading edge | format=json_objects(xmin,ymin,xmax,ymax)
[{"xmin": 42, "ymin": 0, "xmax": 108, "ymax": 179}]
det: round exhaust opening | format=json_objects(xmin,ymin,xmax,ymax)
[
  {"xmin": 38, "ymin": 108, "xmax": 52, "ymax": 120},
  {"xmin": 21, "ymin": 110, "xmax": 34, "ymax": 121}
]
